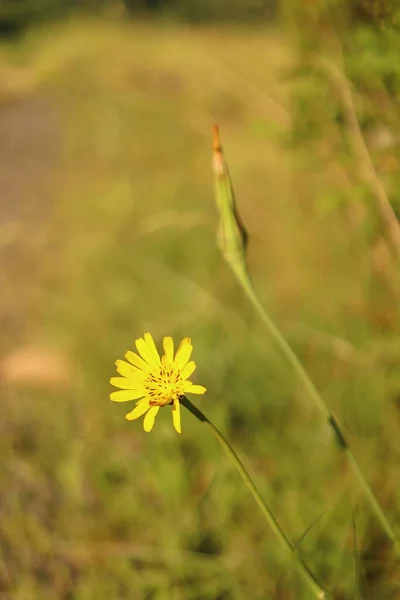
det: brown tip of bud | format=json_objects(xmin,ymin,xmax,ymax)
[
  {"xmin": 212, "ymin": 124, "xmax": 224, "ymax": 176},
  {"xmin": 212, "ymin": 124, "xmax": 221, "ymax": 152}
]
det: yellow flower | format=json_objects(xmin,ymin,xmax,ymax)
[{"xmin": 110, "ymin": 333, "xmax": 207, "ymax": 433}]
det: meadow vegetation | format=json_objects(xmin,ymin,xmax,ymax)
[{"xmin": 1, "ymin": 9, "xmax": 400, "ymax": 599}]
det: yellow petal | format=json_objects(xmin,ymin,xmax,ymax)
[
  {"xmin": 144, "ymin": 332, "xmax": 161, "ymax": 365},
  {"xmin": 115, "ymin": 359, "xmax": 146, "ymax": 379},
  {"xmin": 125, "ymin": 350, "xmax": 151, "ymax": 373},
  {"xmin": 185, "ymin": 384, "xmax": 207, "ymax": 395},
  {"xmin": 110, "ymin": 377, "xmax": 142, "ymax": 390},
  {"xmin": 162, "ymin": 336, "xmax": 174, "ymax": 365},
  {"xmin": 126, "ymin": 399, "xmax": 150, "ymax": 420},
  {"xmin": 135, "ymin": 337, "xmax": 159, "ymax": 367},
  {"xmin": 180, "ymin": 360, "xmax": 196, "ymax": 380},
  {"xmin": 143, "ymin": 405, "xmax": 160, "ymax": 432},
  {"xmin": 174, "ymin": 337, "xmax": 193, "ymax": 369},
  {"xmin": 172, "ymin": 399, "xmax": 181, "ymax": 434},
  {"xmin": 110, "ymin": 389, "xmax": 144, "ymax": 402}
]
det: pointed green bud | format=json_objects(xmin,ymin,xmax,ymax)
[{"xmin": 212, "ymin": 125, "xmax": 248, "ymax": 274}]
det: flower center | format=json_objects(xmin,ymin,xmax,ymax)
[{"xmin": 145, "ymin": 364, "xmax": 184, "ymax": 406}]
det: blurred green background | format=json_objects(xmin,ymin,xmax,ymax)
[{"xmin": 1, "ymin": 1, "xmax": 400, "ymax": 598}]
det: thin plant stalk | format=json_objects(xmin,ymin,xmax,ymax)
[
  {"xmin": 235, "ymin": 263, "xmax": 400, "ymax": 551},
  {"xmin": 212, "ymin": 125, "xmax": 399, "ymax": 554},
  {"xmin": 181, "ymin": 396, "xmax": 329, "ymax": 600}
]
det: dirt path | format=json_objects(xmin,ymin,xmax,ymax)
[{"xmin": 0, "ymin": 93, "xmax": 60, "ymax": 345}]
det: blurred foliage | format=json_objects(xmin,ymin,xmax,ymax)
[
  {"xmin": 288, "ymin": 0, "xmax": 400, "ymax": 220},
  {"xmin": 0, "ymin": 0, "xmax": 276, "ymax": 32},
  {"xmin": 351, "ymin": 0, "xmax": 399, "ymax": 24},
  {"xmin": 144, "ymin": 0, "xmax": 275, "ymax": 23},
  {"xmin": 0, "ymin": 0, "xmax": 106, "ymax": 32},
  {"xmin": 0, "ymin": 0, "xmax": 399, "ymax": 32},
  {"xmin": 285, "ymin": 0, "xmax": 399, "ymax": 30},
  {"xmin": 0, "ymin": 0, "xmax": 59, "ymax": 32}
]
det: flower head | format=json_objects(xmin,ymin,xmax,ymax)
[{"xmin": 110, "ymin": 333, "xmax": 206, "ymax": 433}]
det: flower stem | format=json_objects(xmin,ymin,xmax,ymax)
[
  {"xmin": 232, "ymin": 263, "xmax": 399, "ymax": 554},
  {"xmin": 181, "ymin": 396, "xmax": 329, "ymax": 599}
]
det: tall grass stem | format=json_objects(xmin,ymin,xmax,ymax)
[
  {"xmin": 212, "ymin": 123, "xmax": 398, "ymax": 554},
  {"xmin": 232, "ymin": 262, "xmax": 399, "ymax": 554}
]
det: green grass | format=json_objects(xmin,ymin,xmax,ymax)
[{"xmin": 1, "ymin": 16, "xmax": 400, "ymax": 599}]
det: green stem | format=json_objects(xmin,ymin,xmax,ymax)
[
  {"xmin": 232, "ymin": 263, "xmax": 399, "ymax": 554},
  {"xmin": 181, "ymin": 396, "xmax": 329, "ymax": 600}
]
